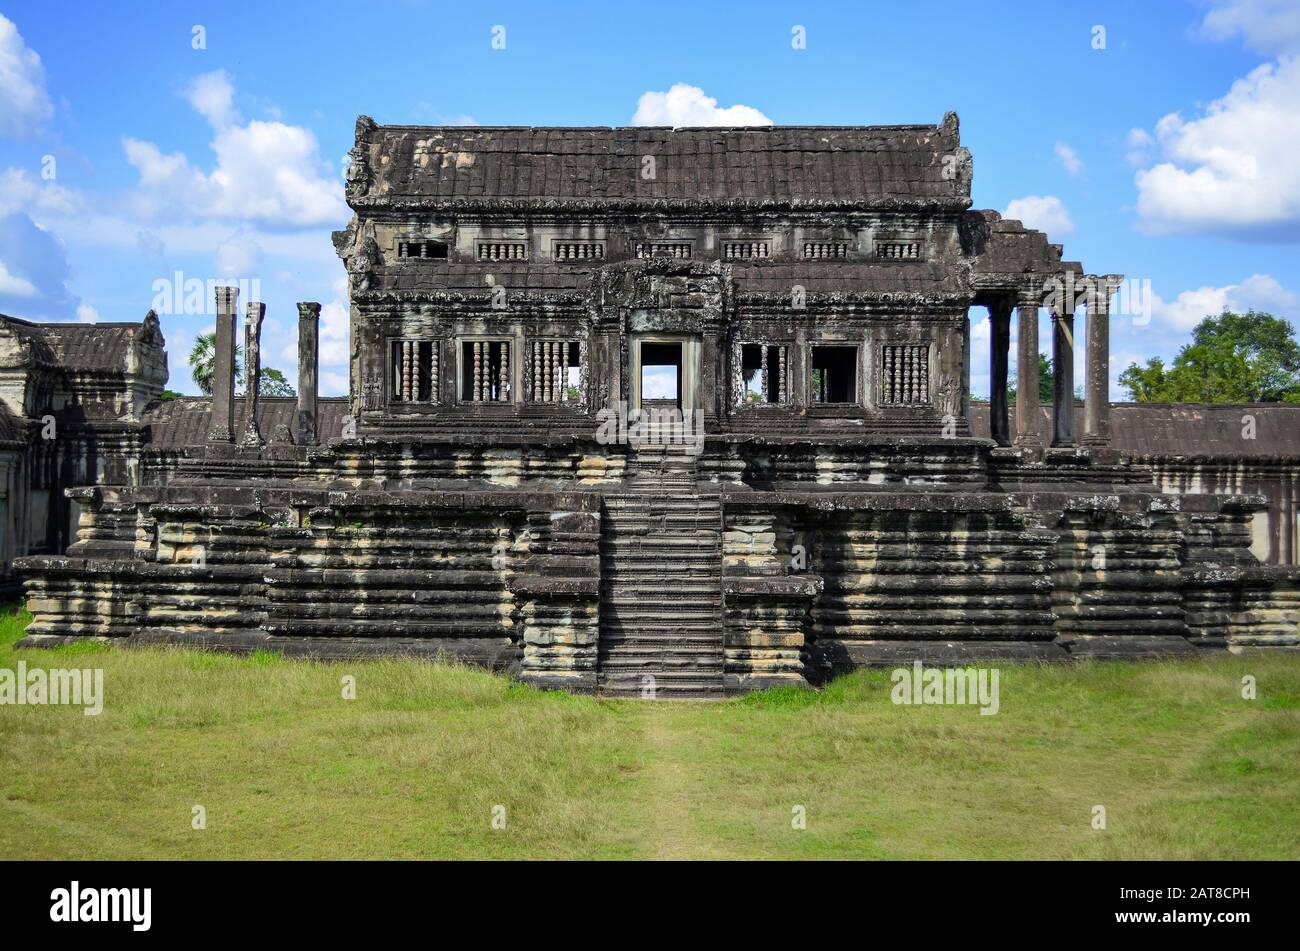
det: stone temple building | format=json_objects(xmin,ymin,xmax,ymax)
[{"xmin": 12, "ymin": 113, "xmax": 1300, "ymax": 696}]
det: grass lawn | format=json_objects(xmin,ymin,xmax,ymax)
[{"xmin": 1, "ymin": 604, "xmax": 1298, "ymax": 860}]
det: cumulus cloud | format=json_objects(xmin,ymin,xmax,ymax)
[
  {"xmin": 1198, "ymin": 0, "xmax": 1300, "ymax": 56},
  {"xmin": 215, "ymin": 234, "xmax": 264, "ymax": 276},
  {"xmin": 1133, "ymin": 56, "xmax": 1300, "ymax": 238},
  {"xmin": 0, "ymin": 259, "xmax": 37, "ymax": 297},
  {"xmin": 123, "ymin": 71, "xmax": 348, "ymax": 229},
  {"xmin": 184, "ymin": 69, "xmax": 240, "ymax": 129},
  {"xmin": 1150, "ymin": 273, "xmax": 1297, "ymax": 330},
  {"xmin": 0, "ymin": 212, "xmax": 77, "ymax": 318},
  {"xmin": 632, "ymin": 84, "xmax": 772, "ymax": 127},
  {"xmin": 0, "ymin": 167, "xmax": 78, "ymax": 218},
  {"xmin": 1124, "ymin": 128, "xmax": 1154, "ymax": 166},
  {"xmin": 0, "ymin": 14, "xmax": 53, "ymax": 137},
  {"xmin": 1054, "ymin": 142, "xmax": 1084, "ymax": 175},
  {"xmin": 1003, "ymin": 195, "xmax": 1075, "ymax": 238}
]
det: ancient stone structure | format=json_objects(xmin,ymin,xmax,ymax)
[
  {"xmin": 0, "ymin": 312, "xmax": 168, "ymax": 597},
  {"xmin": 12, "ymin": 115, "xmax": 1300, "ymax": 696}
]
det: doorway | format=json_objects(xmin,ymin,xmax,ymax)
[
  {"xmin": 630, "ymin": 334, "xmax": 701, "ymax": 415},
  {"xmin": 639, "ymin": 341, "xmax": 682, "ymax": 410}
]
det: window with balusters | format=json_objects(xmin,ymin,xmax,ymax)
[
  {"xmin": 874, "ymin": 240, "xmax": 924, "ymax": 261},
  {"xmin": 723, "ymin": 241, "xmax": 770, "ymax": 259},
  {"xmin": 477, "ymin": 241, "xmax": 528, "ymax": 261},
  {"xmin": 803, "ymin": 242, "xmax": 850, "ymax": 259},
  {"xmin": 389, "ymin": 339, "xmax": 440, "ymax": 403},
  {"xmin": 635, "ymin": 242, "xmax": 692, "ymax": 259},
  {"xmin": 528, "ymin": 340, "xmax": 582, "ymax": 403},
  {"xmin": 552, "ymin": 241, "xmax": 604, "ymax": 261},
  {"xmin": 879, "ymin": 344, "xmax": 931, "ymax": 405},
  {"xmin": 397, "ymin": 239, "xmax": 448, "ymax": 260},
  {"xmin": 460, "ymin": 340, "xmax": 512, "ymax": 402},
  {"xmin": 739, "ymin": 343, "xmax": 789, "ymax": 404}
]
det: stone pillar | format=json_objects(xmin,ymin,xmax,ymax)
[
  {"xmin": 1013, "ymin": 293, "xmax": 1041, "ymax": 448},
  {"xmin": 1051, "ymin": 299, "xmax": 1076, "ymax": 448},
  {"xmin": 297, "ymin": 302, "xmax": 320, "ymax": 446},
  {"xmin": 1083, "ymin": 279, "xmax": 1114, "ymax": 446},
  {"xmin": 241, "ymin": 301, "xmax": 265, "ymax": 448},
  {"xmin": 208, "ymin": 286, "xmax": 239, "ymax": 442},
  {"xmin": 989, "ymin": 298, "xmax": 1012, "ymax": 447}
]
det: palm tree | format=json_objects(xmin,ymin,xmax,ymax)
[
  {"xmin": 188, "ymin": 332, "xmax": 294, "ymax": 397},
  {"xmin": 188, "ymin": 333, "xmax": 241, "ymax": 396}
]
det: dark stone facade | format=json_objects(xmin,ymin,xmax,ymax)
[{"xmin": 11, "ymin": 114, "xmax": 1300, "ymax": 696}]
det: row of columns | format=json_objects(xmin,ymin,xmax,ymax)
[
  {"xmin": 986, "ymin": 275, "xmax": 1122, "ymax": 450},
  {"xmin": 208, "ymin": 286, "xmax": 321, "ymax": 448}
]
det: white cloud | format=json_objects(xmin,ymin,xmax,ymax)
[
  {"xmin": 0, "ymin": 167, "xmax": 78, "ymax": 218},
  {"xmin": 320, "ymin": 370, "xmax": 348, "ymax": 397},
  {"xmin": 1124, "ymin": 128, "xmax": 1154, "ymax": 166},
  {"xmin": 216, "ymin": 234, "xmax": 264, "ymax": 276},
  {"xmin": 1054, "ymin": 142, "xmax": 1084, "ymax": 175},
  {"xmin": 1199, "ymin": 0, "xmax": 1300, "ymax": 56},
  {"xmin": 184, "ymin": 69, "xmax": 241, "ymax": 129},
  {"xmin": 1133, "ymin": 56, "xmax": 1300, "ymax": 238},
  {"xmin": 318, "ymin": 276, "xmax": 350, "ymax": 365},
  {"xmin": 0, "ymin": 259, "xmax": 38, "ymax": 297},
  {"xmin": 0, "ymin": 211, "xmax": 77, "ymax": 318},
  {"xmin": 632, "ymin": 84, "xmax": 772, "ymax": 127},
  {"xmin": 0, "ymin": 14, "xmax": 53, "ymax": 137},
  {"xmin": 1150, "ymin": 273, "xmax": 1297, "ymax": 330},
  {"xmin": 1002, "ymin": 195, "xmax": 1075, "ymax": 238},
  {"xmin": 76, "ymin": 304, "xmax": 100, "ymax": 323},
  {"xmin": 123, "ymin": 72, "xmax": 348, "ymax": 229}
]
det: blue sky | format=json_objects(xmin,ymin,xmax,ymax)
[{"xmin": 1, "ymin": 0, "xmax": 1298, "ymax": 398}]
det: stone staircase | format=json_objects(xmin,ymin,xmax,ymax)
[{"xmin": 598, "ymin": 443, "xmax": 726, "ymax": 698}]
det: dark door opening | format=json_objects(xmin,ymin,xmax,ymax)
[
  {"xmin": 811, "ymin": 345, "xmax": 858, "ymax": 403},
  {"xmin": 640, "ymin": 341, "xmax": 682, "ymax": 410}
]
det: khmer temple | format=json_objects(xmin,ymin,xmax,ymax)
[{"xmin": 10, "ymin": 114, "xmax": 1300, "ymax": 696}]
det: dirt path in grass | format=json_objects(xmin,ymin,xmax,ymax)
[{"xmin": 637, "ymin": 705, "xmax": 708, "ymax": 860}]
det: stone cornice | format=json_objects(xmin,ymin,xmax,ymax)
[{"xmin": 348, "ymin": 195, "xmax": 974, "ymax": 216}]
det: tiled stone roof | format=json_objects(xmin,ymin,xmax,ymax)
[
  {"xmin": 354, "ymin": 119, "xmax": 970, "ymax": 210},
  {"xmin": 142, "ymin": 397, "xmax": 351, "ymax": 449}
]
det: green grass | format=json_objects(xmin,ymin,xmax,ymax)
[{"xmin": 1, "ymin": 604, "xmax": 1298, "ymax": 859}]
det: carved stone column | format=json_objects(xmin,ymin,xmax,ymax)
[
  {"xmin": 1083, "ymin": 278, "xmax": 1116, "ymax": 446},
  {"xmin": 1051, "ymin": 298, "xmax": 1076, "ymax": 448},
  {"xmin": 241, "ymin": 301, "xmax": 265, "ymax": 448},
  {"xmin": 297, "ymin": 302, "xmax": 320, "ymax": 446},
  {"xmin": 1013, "ymin": 292, "xmax": 1041, "ymax": 448},
  {"xmin": 988, "ymin": 298, "xmax": 1012, "ymax": 447},
  {"xmin": 208, "ymin": 286, "xmax": 238, "ymax": 443}
]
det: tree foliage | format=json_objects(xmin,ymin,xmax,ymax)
[{"xmin": 1120, "ymin": 310, "xmax": 1300, "ymax": 403}]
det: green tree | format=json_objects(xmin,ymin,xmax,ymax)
[
  {"xmin": 260, "ymin": 367, "xmax": 295, "ymax": 397},
  {"xmin": 1119, "ymin": 310, "xmax": 1300, "ymax": 403},
  {"xmin": 1007, "ymin": 353, "xmax": 1055, "ymax": 403},
  {"xmin": 187, "ymin": 332, "xmax": 295, "ymax": 397}
]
